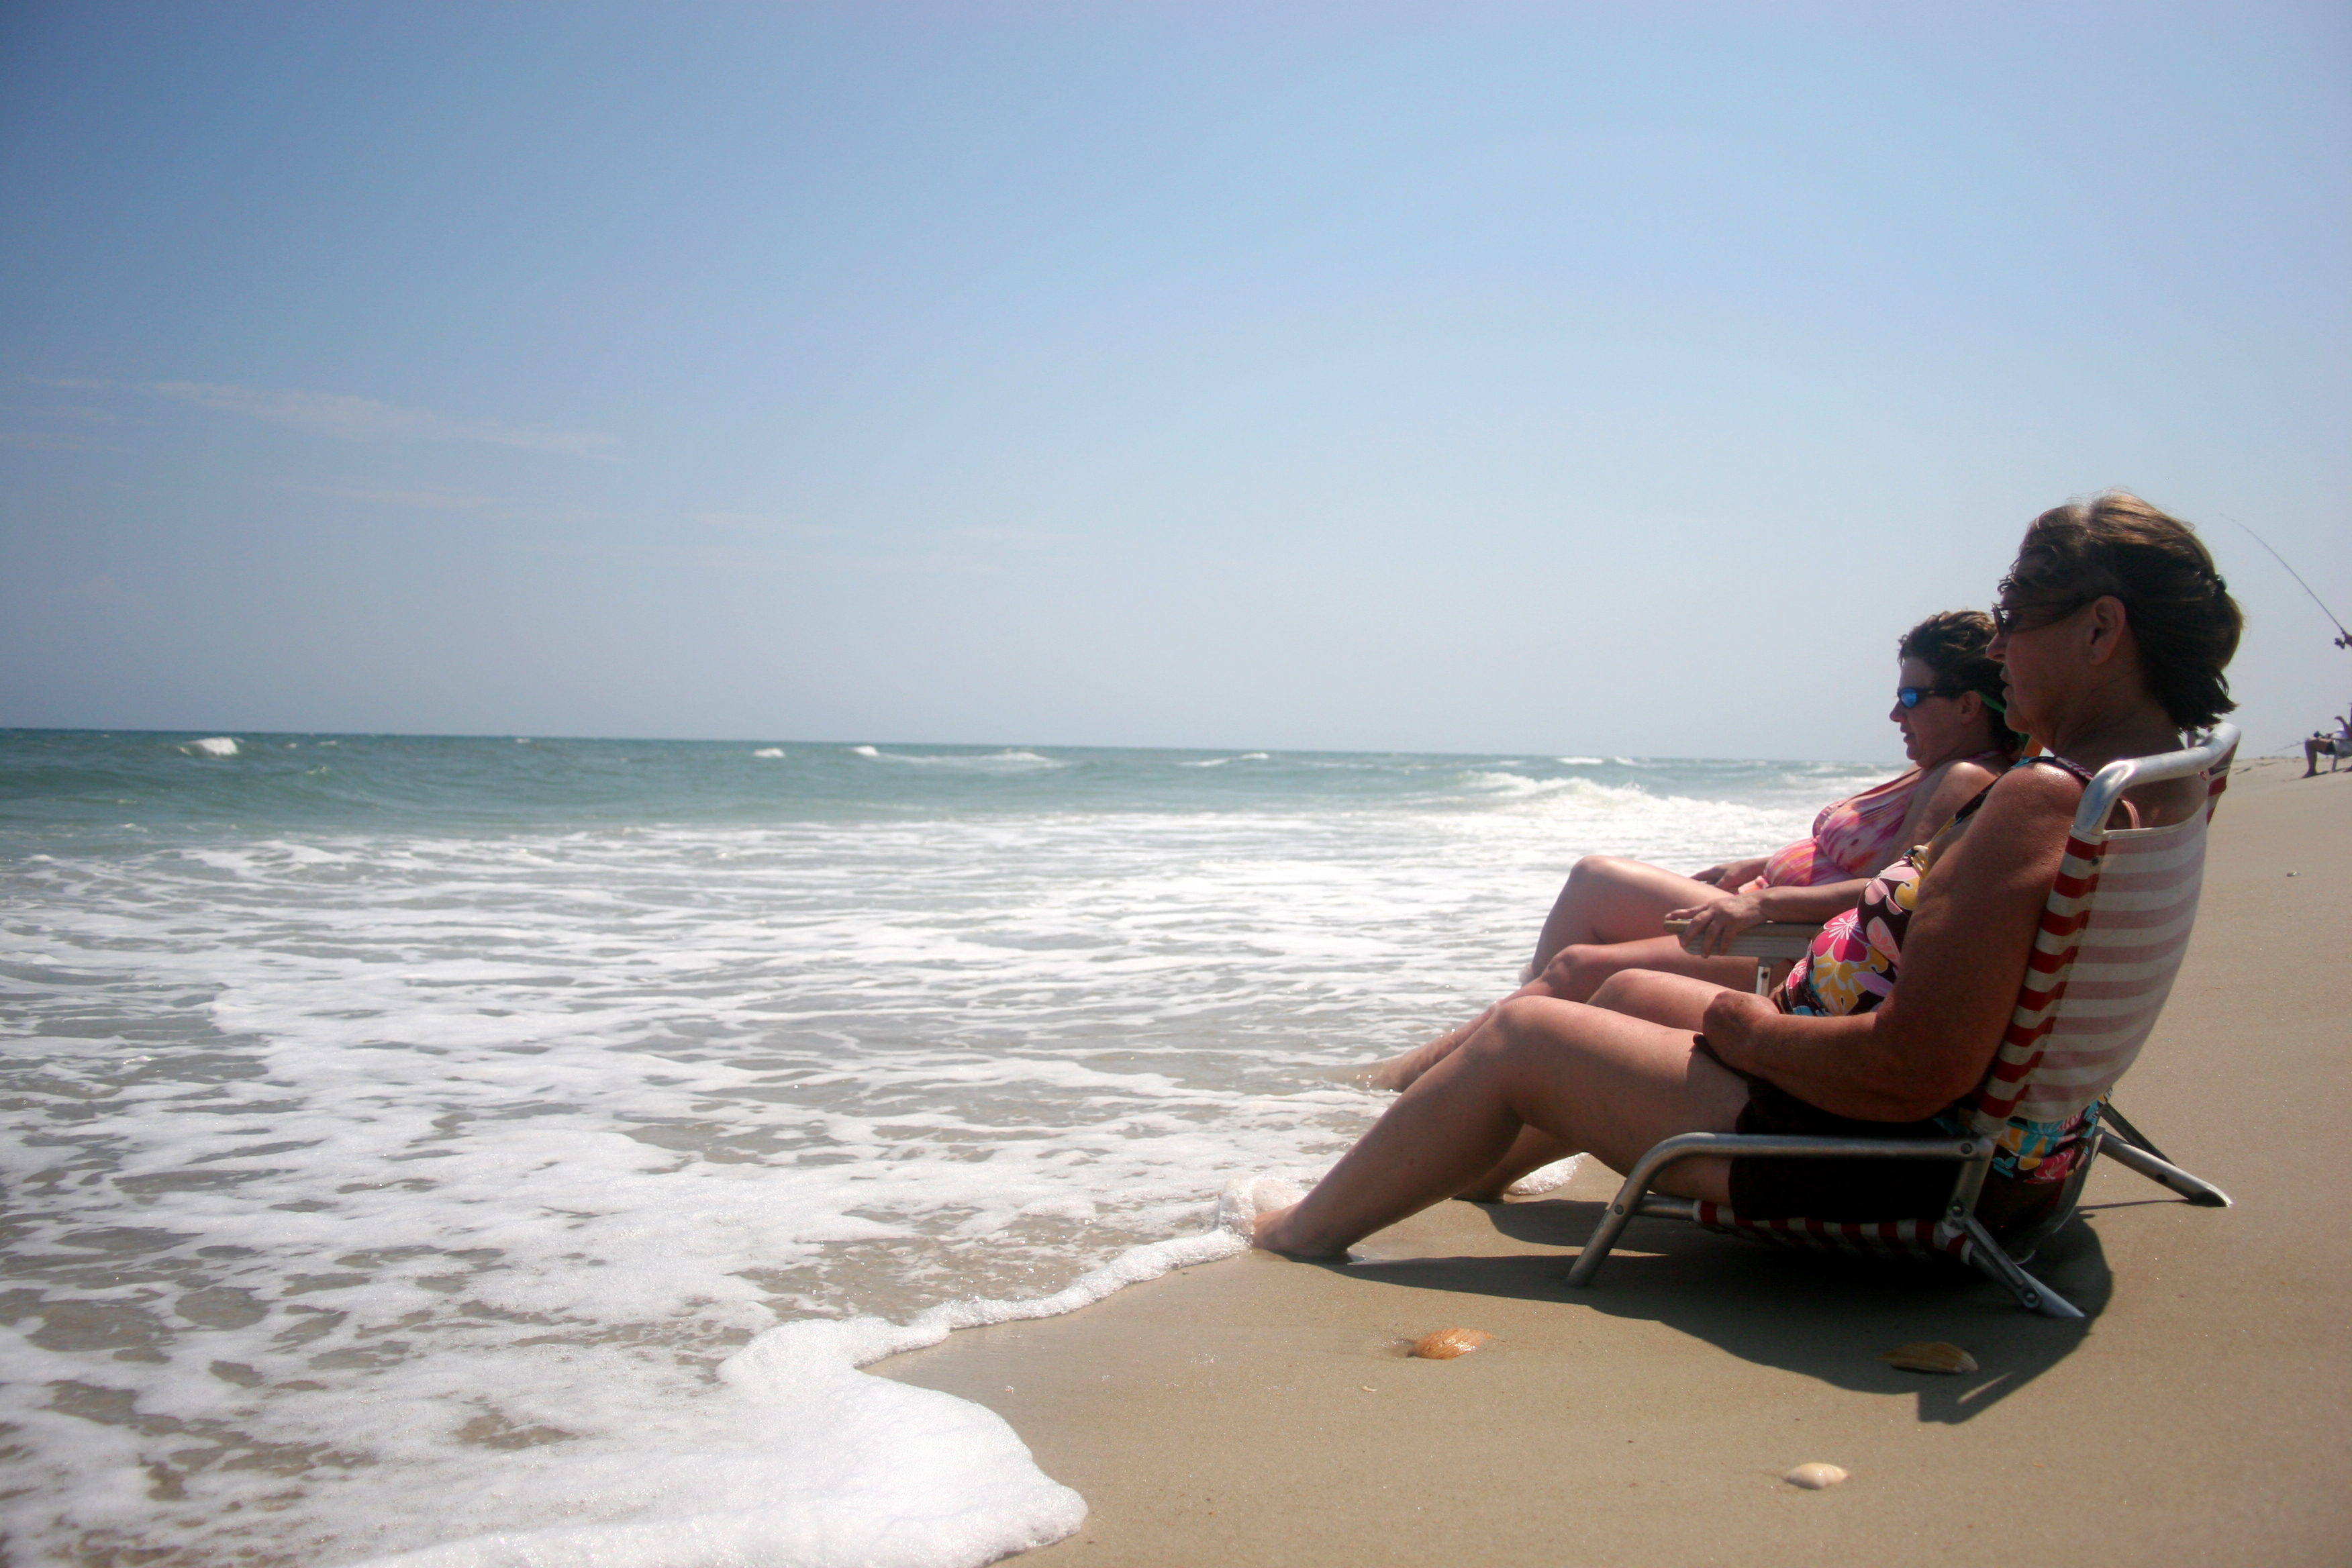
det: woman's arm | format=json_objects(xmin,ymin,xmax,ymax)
[
  {"xmin": 1667, "ymin": 877, "xmax": 1869, "ymax": 955},
  {"xmin": 1687, "ymin": 855, "xmax": 1769, "ymax": 889},
  {"xmin": 1699, "ymin": 763, "xmax": 2080, "ymax": 1120},
  {"xmin": 1676, "ymin": 760, "xmax": 2007, "ymax": 959}
]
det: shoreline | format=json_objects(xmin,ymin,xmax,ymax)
[{"xmin": 877, "ymin": 756, "xmax": 2352, "ymax": 1565}]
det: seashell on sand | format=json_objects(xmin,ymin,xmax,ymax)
[
  {"xmin": 1877, "ymin": 1340, "xmax": 1979, "ymax": 1375},
  {"xmin": 1410, "ymin": 1328, "xmax": 1493, "ymax": 1359},
  {"xmin": 1783, "ymin": 1463, "xmax": 1849, "ymax": 1490}
]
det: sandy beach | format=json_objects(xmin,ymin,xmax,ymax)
[{"xmin": 879, "ymin": 755, "xmax": 2352, "ymax": 1566}]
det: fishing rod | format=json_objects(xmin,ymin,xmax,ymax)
[{"xmin": 2224, "ymin": 514, "xmax": 2351, "ymax": 651}]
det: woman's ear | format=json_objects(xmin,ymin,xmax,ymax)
[{"xmin": 2083, "ymin": 595, "xmax": 2130, "ymax": 665}]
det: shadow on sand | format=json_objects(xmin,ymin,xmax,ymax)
[{"xmin": 1326, "ymin": 1195, "xmax": 2126, "ymax": 1423}]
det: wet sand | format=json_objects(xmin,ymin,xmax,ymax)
[{"xmin": 877, "ymin": 755, "xmax": 2352, "ymax": 1565}]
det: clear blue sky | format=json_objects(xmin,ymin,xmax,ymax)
[{"xmin": 3, "ymin": 1, "xmax": 2345, "ymax": 758}]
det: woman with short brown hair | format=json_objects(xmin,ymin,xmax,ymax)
[{"xmin": 1253, "ymin": 493, "xmax": 2241, "ymax": 1253}]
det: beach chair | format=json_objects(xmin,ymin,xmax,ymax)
[
  {"xmin": 1571, "ymin": 725, "xmax": 2241, "ymax": 1320},
  {"xmin": 1663, "ymin": 920, "xmax": 1821, "ymax": 993}
]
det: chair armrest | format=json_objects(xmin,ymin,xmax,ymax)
[{"xmin": 1663, "ymin": 918, "xmax": 1822, "ymax": 960}]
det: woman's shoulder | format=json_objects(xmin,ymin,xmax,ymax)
[
  {"xmin": 1910, "ymin": 754, "xmax": 2004, "ymax": 818},
  {"xmin": 1849, "ymin": 765, "xmax": 1923, "ymax": 803},
  {"xmin": 1977, "ymin": 755, "xmax": 2088, "ymax": 820},
  {"xmin": 1921, "ymin": 752, "xmax": 2005, "ymax": 787}
]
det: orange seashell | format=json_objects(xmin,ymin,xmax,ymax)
[
  {"xmin": 1877, "ymin": 1340, "xmax": 1979, "ymax": 1375},
  {"xmin": 1783, "ymin": 1463, "xmax": 1849, "ymax": 1490},
  {"xmin": 1410, "ymin": 1328, "xmax": 1493, "ymax": 1359}
]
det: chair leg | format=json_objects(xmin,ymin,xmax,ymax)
[
  {"xmin": 1565, "ymin": 1167, "xmax": 1650, "ymax": 1287},
  {"xmin": 1955, "ymin": 1215, "xmax": 2084, "ymax": 1319},
  {"xmin": 2098, "ymin": 1101, "xmax": 2173, "ymax": 1164},
  {"xmin": 2096, "ymin": 1130, "xmax": 2232, "ymax": 1207}
]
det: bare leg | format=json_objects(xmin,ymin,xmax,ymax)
[
  {"xmin": 1528, "ymin": 856, "xmax": 1739, "ymax": 975},
  {"xmin": 1537, "ymin": 936, "xmax": 1762, "ymax": 1005},
  {"xmin": 1365, "ymin": 937, "xmax": 1755, "ymax": 1091},
  {"xmin": 1452, "ymin": 970, "xmax": 1739, "ymax": 1199},
  {"xmin": 1456, "ymin": 1126, "xmax": 1584, "ymax": 1202},
  {"xmin": 1359, "ymin": 856, "xmax": 1755, "ymax": 1092},
  {"xmin": 1259, "ymin": 995, "xmax": 1749, "ymax": 1257},
  {"xmin": 1585, "ymin": 967, "xmax": 1732, "ymax": 1032}
]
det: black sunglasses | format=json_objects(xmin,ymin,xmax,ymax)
[
  {"xmin": 1896, "ymin": 686, "xmax": 1965, "ymax": 708},
  {"xmin": 1992, "ymin": 595, "xmax": 2090, "ymax": 636}
]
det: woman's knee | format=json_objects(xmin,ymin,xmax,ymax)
[
  {"xmin": 1587, "ymin": 967, "xmax": 1673, "ymax": 1015},
  {"xmin": 1536, "ymin": 942, "xmax": 1619, "ymax": 1001},
  {"xmin": 1476, "ymin": 995, "xmax": 1584, "ymax": 1063},
  {"xmin": 1565, "ymin": 854, "xmax": 1638, "ymax": 893}
]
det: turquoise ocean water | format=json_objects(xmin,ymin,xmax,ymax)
[{"xmin": 1, "ymin": 730, "xmax": 1890, "ymax": 1567}]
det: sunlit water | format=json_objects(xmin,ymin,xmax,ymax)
[{"xmin": 0, "ymin": 732, "xmax": 1888, "ymax": 1565}]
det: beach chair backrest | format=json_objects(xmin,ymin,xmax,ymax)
[{"xmin": 1969, "ymin": 726, "xmax": 2239, "ymax": 1131}]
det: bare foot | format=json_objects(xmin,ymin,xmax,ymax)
[{"xmin": 1251, "ymin": 1202, "xmax": 1348, "ymax": 1258}]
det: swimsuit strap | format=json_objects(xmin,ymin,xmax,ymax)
[
  {"xmin": 1940, "ymin": 752, "xmax": 2096, "ymax": 834},
  {"xmin": 2009, "ymin": 752, "xmax": 2097, "ymax": 784}
]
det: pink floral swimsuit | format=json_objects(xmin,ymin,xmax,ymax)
[{"xmin": 1741, "ymin": 751, "xmax": 2006, "ymax": 892}]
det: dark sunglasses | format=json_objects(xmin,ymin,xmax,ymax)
[
  {"xmin": 1991, "ymin": 595, "xmax": 2090, "ymax": 636},
  {"xmin": 1896, "ymin": 686, "xmax": 1965, "ymax": 708}
]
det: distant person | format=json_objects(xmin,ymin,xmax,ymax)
[
  {"xmin": 1367, "ymin": 609, "xmax": 2022, "ymax": 1092},
  {"xmin": 2302, "ymin": 712, "xmax": 2351, "ymax": 777}
]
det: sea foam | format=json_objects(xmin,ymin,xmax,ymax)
[
  {"xmin": 1, "ymin": 734, "xmax": 1870, "ymax": 1565},
  {"xmin": 345, "ymin": 1226, "xmax": 1253, "ymax": 1568}
]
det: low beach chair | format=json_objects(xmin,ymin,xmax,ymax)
[
  {"xmin": 1663, "ymin": 919, "xmax": 1820, "ymax": 993},
  {"xmin": 1573, "ymin": 725, "xmax": 2241, "ymax": 1319}
]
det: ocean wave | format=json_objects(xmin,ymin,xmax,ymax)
[
  {"xmin": 0, "ymin": 738, "xmax": 1851, "ymax": 1565},
  {"xmin": 1554, "ymin": 756, "xmax": 1605, "ymax": 766},
  {"xmin": 851, "ymin": 747, "xmax": 1065, "ymax": 771},
  {"xmin": 1178, "ymin": 752, "xmax": 1270, "ymax": 768},
  {"xmin": 179, "ymin": 736, "xmax": 241, "ymax": 758},
  {"xmin": 753, "ymin": 748, "xmax": 786, "ymax": 758}
]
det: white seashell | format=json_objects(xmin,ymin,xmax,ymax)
[
  {"xmin": 1410, "ymin": 1328, "xmax": 1493, "ymax": 1359},
  {"xmin": 1784, "ymin": 1463, "xmax": 1849, "ymax": 1490}
]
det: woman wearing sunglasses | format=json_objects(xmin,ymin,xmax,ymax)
[
  {"xmin": 1253, "ymin": 492, "xmax": 2239, "ymax": 1252},
  {"xmin": 1367, "ymin": 609, "xmax": 2020, "ymax": 1093}
]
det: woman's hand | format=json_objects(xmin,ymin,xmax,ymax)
[
  {"xmin": 1687, "ymin": 856, "xmax": 1767, "ymax": 889},
  {"xmin": 1666, "ymin": 889, "xmax": 1767, "ymax": 956}
]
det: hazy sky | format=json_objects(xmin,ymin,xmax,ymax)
[{"xmin": 3, "ymin": 1, "xmax": 2346, "ymax": 759}]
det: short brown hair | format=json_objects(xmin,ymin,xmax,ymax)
[
  {"xmin": 2001, "ymin": 492, "xmax": 2243, "ymax": 730},
  {"xmin": 1899, "ymin": 609, "xmax": 2022, "ymax": 755}
]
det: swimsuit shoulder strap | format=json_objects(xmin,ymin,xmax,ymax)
[
  {"xmin": 2010, "ymin": 753, "xmax": 2096, "ymax": 785},
  {"xmin": 1941, "ymin": 753, "xmax": 2092, "ymax": 834}
]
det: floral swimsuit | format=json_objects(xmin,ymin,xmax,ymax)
[
  {"xmin": 1743, "ymin": 750, "xmax": 2010, "ymax": 891},
  {"xmin": 1775, "ymin": 754, "xmax": 2104, "ymax": 1197}
]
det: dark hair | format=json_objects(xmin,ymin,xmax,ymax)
[
  {"xmin": 1899, "ymin": 609, "xmax": 2022, "ymax": 756},
  {"xmin": 2000, "ymin": 491, "xmax": 2243, "ymax": 730}
]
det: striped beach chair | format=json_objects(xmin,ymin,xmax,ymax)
[{"xmin": 1568, "ymin": 725, "xmax": 2241, "ymax": 1319}]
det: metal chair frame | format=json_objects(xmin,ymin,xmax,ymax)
[{"xmin": 1569, "ymin": 726, "xmax": 2240, "ymax": 1320}]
